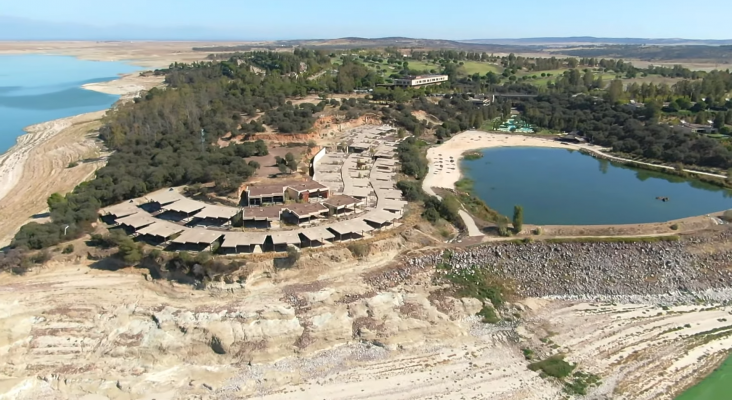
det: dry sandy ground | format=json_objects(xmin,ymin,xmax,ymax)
[
  {"xmin": 1, "ymin": 251, "xmax": 730, "ymax": 400},
  {"xmin": 0, "ymin": 73, "xmax": 164, "ymax": 246},
  {"xmin": 0, "ymin": 41, "xmax": 258, "ymax": 68},
  {"xmin": 422, "ymin": 130, "xmax": 585, "ymax": 197}
]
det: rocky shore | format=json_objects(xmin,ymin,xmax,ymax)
[{"xmin": 406, "ymin": 229, "xmax": 732, "ymax": 303}]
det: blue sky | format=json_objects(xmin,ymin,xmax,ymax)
[{"xmin": 2, "ymin": 0, "xmax": 732, "ymax": 40}]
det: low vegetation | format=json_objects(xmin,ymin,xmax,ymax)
[
  {"xmin": 346, "ymin": 242, "xmax": 371, "ymax": 259},
  {"xmin": 528, "ymin": 355, "xmax": 576, "ymax": 378}
]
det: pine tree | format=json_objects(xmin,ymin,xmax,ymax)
[{"xmin": 513, "ymin": 205, "xmax": 524, "ymax": 234}]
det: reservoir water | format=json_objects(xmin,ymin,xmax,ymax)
[
  {"xmin": 676, "ymin": 353, "xmax": 732, "ymax": 400},
  {"xmin": 461, "ymin": 147, "xmax": 732, "ymax": 225},
  {"xmin": 0, "ymin": 54, "xmax": 142, "ymax": 154}
]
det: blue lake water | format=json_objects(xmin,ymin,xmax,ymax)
[
  {"xmin": 461, "ymin": 147, "xmax": 732, "ymax": 225},
  {"xmin": 0, "ymin": 55, "xmax": 142, "ymax": 154}
]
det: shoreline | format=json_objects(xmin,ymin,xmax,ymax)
[
  {"xmin": 422, "ymin": 130, "xmax": 729, "ymax": 235},
  {"xmin": 422, "ymin": 130, "xmax": 586, "ymax": 197},
  {"xmin": 0, "ymin": 71, "xmax": 164, "ymax": 246}
]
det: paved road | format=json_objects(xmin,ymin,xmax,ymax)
[{"xmin": 458, "ymin": 210, "xmax": 483, "ymax": 237}]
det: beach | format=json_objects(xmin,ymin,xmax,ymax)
[
  {"xmin": 0, "ymin": 72, "xmax": 164, "ymax": 246},
  {"xmin": 422, "ymin": 130, "xmax": 583, "ymax": 196}
]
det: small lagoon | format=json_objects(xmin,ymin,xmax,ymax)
[
  {"xmin": 461, "ymin": 147, "xmax": 732, "ymax": 225},
  {"xmin": 0, "ymin": 54, "xmax": 142, "ymax": 154}
]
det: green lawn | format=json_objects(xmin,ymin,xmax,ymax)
[
  {"xmin": 406, "ymin": 60, "xmax": 439, "ymax": 72},
  {"xmin": 461, "ymin": 61, "xmax": 502, "ymax": 75}
]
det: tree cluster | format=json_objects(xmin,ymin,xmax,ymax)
[{"xmin": 517, "ymin": 93, "xmax": 732, "ymax": 169}]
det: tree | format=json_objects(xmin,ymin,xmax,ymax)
[
  {"xmin": 513, "ymin": 205, "xmax": 524, "ymax": 234},
  {"xmin": 277, "ymin": 163, "xmax": 290, "ymax": 175},
  {"xmin": 605, "ymin": 79, "xmax": 624, "ymax": 103},
  {"xmin": 117, "ymin": 236, "xmax": 143, "ymax": 265},
  {"xmin": 714, "ymin": 112, "xmax": 726, "ymax": 129}
]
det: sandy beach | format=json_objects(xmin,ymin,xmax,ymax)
[
  {"xmin": 422, "ymin": 130, "xmax": 584, "ymax": 196},
  {"xmin": 0, "ymin": 73, "xmax": 164, "ymax": 246}
]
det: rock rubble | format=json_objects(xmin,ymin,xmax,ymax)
[{"xmin": 406, "ymin": 231, "xmax": 732, "ymax": 303}]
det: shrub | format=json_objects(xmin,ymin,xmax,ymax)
[
  {"xmin": 670, "ymin": 223, "xmax": 679, "ymax": 230},
  {"xmin": 477, "ymin": 305, "xmax": 500, "ymax": 323},
  {"xmin": 528, "ymin": 355, "xmax": 576, "ymax": 379},
  {"xmin": 347, "ymin": 242, "xmax": 370, "ymax": 259},
  {"xmin": 62, "ymin": 244, "xmax": 74, "ymax": 254},
  {"xmin": 522, "ymin": 348, "xmax": 535, "ymax": 360},
  {"xmin": 532, "ymin": 227, "xmax": 542, "ymax": 235},
  {"xmin": 722, "ymin": 210, "xmax": 732, "ymax": 222},
  {"xmin": 67, "ymin": 161, "xmax": 79, "ymax": 168},
  {"xmin": 285, "ymin": 245, "xmax": 300, "ymax": 266},
  {"xmin": 30, "ymin": 249, "xmax": 52, "ymax": 265}
]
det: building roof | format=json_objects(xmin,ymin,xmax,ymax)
[
  {"xmin": 145, "ymin": 190, "xmax": 184, "ymax": 205},
  {"xmin": 242, "ymin": 206, "xmax": 283, "ymax": 221},
  {"xmin": 247, "ymin": 184, "xmax": 286, "ymax": 198},
  {"xmin": 343, "ymin": 187, "xmax": 372, "ymax": 198},
  {"xmin": 349, "ymin": 141, "xmax": 371, "ymax": 150},
  {"xmin": 162, "ymin": 198, "xmax": 207, "ymax": 214},
  {"xmin": 136, "ymin": 221, "xmax": 185, "ymax": 239},
  {"xmin": 299, "ymin": 226, "xmax": 336, "ymax": 242},
  {"xmin": 285, "ymin": 203, "xmax": 328, "ymax": 218},
  {"xmin": 116, "ymin": 213, "xmax": 157, "ymax": 229},
  {"xmin": 363, "ymin": 210, "xmax": 399, "ymax": 225},
  {"xmin": 286, "ymin": 181, "xmax": 329, "ymax": 192},
  {"xmin": 372, "ymin": 171, "xmax": 394, "ymax": 181},
  {"xmin": 171, "ymin": 229, "xmax": 224, "ymax": 245},
  {"xmin": 372, "ymin": 181, "xmax": 395, "ymax": 190},
  {"xmin": 328, "ymin": 219, "xmax": 374, "ymax": 236},
  {"xmin": 195, "ymin": 205, "xmax": 240, "ymax": 220},
  {"xmin": 270, "ymin": 231, "xmax": 301, "ymax": 245},
  {"xmin": 101, "ymin": 201, "xmax": 140, "ymax": 218},
  {"xmin": 380, "ymin": 199, "xmax": 407, "ymax": 212},
  {"xmin": 375, "ymin": 159, "xmax": 399, "ymax": 167},
  {"xmin": 221, "ymin": 232, "xmax": 268, "ymax": 248},
  {"xmin": 324, "ymin": 195, "xmax": 360, "ymax": 208},
  {"xmin": 380, "ymin": 189, "xmax": 403, "ymax": 200}
]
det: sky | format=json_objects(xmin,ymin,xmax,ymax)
[{"xmin": 2, "ymin": 0, "xmax": 732, "ymax": 40}]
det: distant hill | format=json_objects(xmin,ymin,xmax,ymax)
[
  {"xmin": 267, "ymin": 37, "xmax": 533, "ymax": 52},
  {"xmin": 463, "ymin": 37, "xmax": 732, "ymax": 46}
]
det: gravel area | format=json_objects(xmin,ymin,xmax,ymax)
[{"xmin": 406, "ymin": 230, "xmax": 732, "ymax": 303}]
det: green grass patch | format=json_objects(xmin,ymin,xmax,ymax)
[
  {"xmin": 528, "ymin": 355, "xmax": 576, "ymax": 379},
  {"xmin": 458, "ymin": 193, "xmax": 503, "ymax": 223},
  {"xmin": 406, "ymin": 60, "xmax": 438, "ymax": 72},
  {"xmin": 564, "ymin": 371, "xmax": 602, "ymax": 395},
  {"xmin": 444, "ymin": 268, "xmax": 510, "ymax": 308},
  {"xmin": 462, "ymin": 150, "xmax": 483, "ymax": 161},
  {"xmin": 477, "ymin": 305, "xmax": 500, "ymax": 323},
  {"xmin": 461, "ymin": 61, "xmax": 502, "ymax": 75}
]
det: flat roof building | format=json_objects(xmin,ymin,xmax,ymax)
[
  {"xmin": 220, "ymin": 232, "xmax": 268, "ymax": 254},
  {"xmin": 244, "ymin": 184, "xmax": 287, "ymax": 206},
  {"xmin": 393, "ymin": 74, "xmax": 448, "ymax": 88},
  {"xmin": 324, "ymin": 195, "xmax": 362, "ymax": 215},
  {"xmin": 283, "ymin": 203, "xmax": 329, "ymax": 225},
  {"xmin": 170, "ymin": 229, "xmax": 224, "ymax": 251}
]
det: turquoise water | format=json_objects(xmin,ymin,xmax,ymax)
[
  {"xmin": 676, "ymin": 353, "xmax": 732, "ymax": 400},
  {"xmin": 0, "ymin": 55, "xmax": 142, "ymax": 154},
  {"xmin": 461, "ymin": 147, "xmax": 732, "ymax": 225}
]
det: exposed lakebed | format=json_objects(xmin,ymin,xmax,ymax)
[{"xmin": 461, "ymin": 147, "xmax": 732, "ymax": 225}]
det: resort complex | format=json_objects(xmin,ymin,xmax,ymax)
[{"xmin": 99, "ymin": 125, "xmax": 406, "ymax": 254}]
